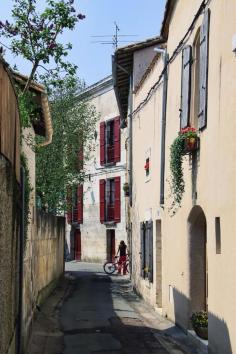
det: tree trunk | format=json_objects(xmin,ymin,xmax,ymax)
[{"xmin": 22, "ymin": 61, "xmax": 39, "ymax": 95}]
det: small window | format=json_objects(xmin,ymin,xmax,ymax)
[
  {"xmin": 145, "ymin": 157, "xmax": 150, "ymax": 177},
  {"xmin": 145, "ymin": 148, "xmax": 151, "ymax": 182},
  {"xmin": 215, "ymin": 217, "xmax": 221, "ymax": 254}
]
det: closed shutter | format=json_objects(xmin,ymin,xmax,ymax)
[
  {"xmin": 99, "ymin": 179, "xmax": 106, "ymax": 223},
  {"xmin": 77, "ymin": 184, "xmax": 83, "ymax": 224},
  {"xmin": 114, "ymin": 116, "xmax": 121, "ymax": 162},
  {"xmin": 198, "ymin": 9, "xmax": 210, "ymax": 130},
  {"xmin": 100, "ymin": 122, "xmax": 106, "ymax": 165},
  {"xmin": 148, "ymin": 221, "xmax": 153, "ymax": 283},
  {"xmin": 114, "ymin": 176, "xmax": 121, "ymax": 223},
  {"xmin": 145, "ymin": 221, "xmax": 149, "ymax": 279},
  {"xmin": 140, "ymin": 222, "xmax": 145, "ymax": 277},
  {"xmin": 180, "ymin": 45, "xmax": 192, "ymax": 129}
]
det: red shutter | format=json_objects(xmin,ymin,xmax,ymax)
[
  {"xmin": 77, "ymin": 184, "xmax": 83, "ymax": 224},
  {"xmin": 99, "ymin": 179, "xmax": 106, "ymax": 223},
  {"xmin": 100, "ymin": 122, "xmax": 106, "ymax": 165},
  {"xmin": 114, "ymin": 176, "xmax": 121, "ymax": 223},
  {"xmin": 114, "ymin": 116, "xmax": 120, "ymax": 162}
]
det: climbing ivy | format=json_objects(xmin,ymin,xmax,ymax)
[{"xmin": 20, "ymin": 152, "xmax": 32, "ymax": 246}]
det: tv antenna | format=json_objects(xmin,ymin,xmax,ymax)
[{"xmin": 91, "ymin": 22, "xmax": 138, "ymax": 50}]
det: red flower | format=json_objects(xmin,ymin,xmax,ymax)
[{"xmin": 180, "ymin": 126, "xmax": 196, "ymax": 134}]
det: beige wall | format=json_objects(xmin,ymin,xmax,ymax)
[
  {"xmin": 23, "ymin": 210, "xmax": 65, "ymax": 350},
  {"xmin": 22, "ymin": 129, "xmax": 65, "ymax": 350},
  {"xmin": 129, "ymin": 1, "xmax": 236, "ymax": 353},
  {"xmin": 163, "ymin": 1, "xmax": 236, "ymax": 353},
  {"xmin": 131, "ymin": 53, "xmax": 164, "ymax": 306}
]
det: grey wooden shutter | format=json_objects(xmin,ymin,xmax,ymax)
[
  {"xmin": 180, "ymin": 46, "xmax": 192, "ymax": 129},
  {"xmin": 198, "ymin": 9, "xmax": 210, "ymax": 130},
  {"xmin": 140, "ymin": 223, "xmax": 145, "ymax": 277},
  {"xmin": 148, "ymin": 221, "xmax": 153, "ymax": 283},
  {"xmin": 145, "ymin": 222, "xmax": 149, "ymax": 279}
]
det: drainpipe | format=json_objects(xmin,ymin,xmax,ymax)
[
  {"xmin": 128, "ymin": 75, "xmax": 133, "ymax": 207},
  {"xmin": 18, "ymin": 167, "xmax": 25, "ymax": 354},
  {"xmin": 154, "ymin": 48, "xmax": 169, "ymax": 206}
]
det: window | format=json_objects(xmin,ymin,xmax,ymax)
[
  {"xmin": 198, "ymin": 9, "xmax": 210, "ymax": 130},
  {"xmin": 140, "ymin": 221, "xmax": 153, "ymax": 282},
  {"xmin": 106, "ymin": 179, "xmax": 115, "ymax": 221},
  {"xmin": 145, "ymin": 148, "xmax": 151, "ymax": 182},
  {"xmin": 215, "ymin": 217, "xmax": 221, "ymax": 254},
  {"xmin": 180, "ymin": 45, "xmax": 192, "ymax": 129},
  {"xmin": 100, "ymin": 117, "xmax": 120, "ymax": 165},
  {"xmin": 72, "ymin": 184, "xmax": 83, "ymax": 224},
  {"xmin": 99, "ymin": 177, "xmax": 121, "ymax": 223}
]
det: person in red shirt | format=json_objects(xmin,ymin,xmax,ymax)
[{"xmin": 117, "ymin": 240, "xmax": 127, "ymax": 275}]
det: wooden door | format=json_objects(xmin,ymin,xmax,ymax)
[
  {"xmin": 107, "ymin": 230, "xmax": 115, "ymax": 261},
  {"xmin": 75, "ymin": 230, "xmax": 81, "ymax": 261}
]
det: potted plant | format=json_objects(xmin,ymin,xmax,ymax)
[
  {"xmin": 191, "ymin": 311, "xmax": 208, "ymax": 340},
  {"xmin": 181, "ymin": 127, "xmax": 199, "ymax": 154},
  {"xmin": 123, "ymin": 182, "xmax": 129, "ymax": 197},
  {"xmin": 170, "ymin": 127, "xmax": 199, "ymax": 211}
]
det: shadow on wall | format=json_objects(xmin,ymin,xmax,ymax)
[
  {"xmin": 171, "ymin": 288, "xmax": 232, "ymax": 354},
  {"xmin": 208, "ymin": 313, "xmax": 232, "ymax": 354}
]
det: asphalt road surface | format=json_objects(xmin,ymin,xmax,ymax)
[{"xmin": 28, "ymin": 262, "xmax": 202, "ymax": 354}]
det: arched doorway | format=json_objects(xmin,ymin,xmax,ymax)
[{"xmin": 188, "ymin": 206, "xmax": 207, "ymax": 320}]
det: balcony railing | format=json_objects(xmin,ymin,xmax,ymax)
[
  {"xmin": 107, "ymin": 204, "xmax": 115, "ymax": 222},
  {"xmin": 107, "ymin": 145, "xmax": 115, "ymax": 163}
]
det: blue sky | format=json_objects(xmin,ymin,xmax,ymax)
[{"xmin": 1, "ymin": 0, "xmax": 166, "ymax": 86}]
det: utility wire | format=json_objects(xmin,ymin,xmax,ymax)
[{"xmin": 130, "ymin": 0, "xmax": 210, "ymax": 119}]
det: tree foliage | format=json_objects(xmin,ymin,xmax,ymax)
[
  {"xmin": 36, "ymin": 78, "xmax": 98, "ymax": 213},
  {"xmin": 0, "ymin": 0, "xmax": 85, "ymax": 93}
]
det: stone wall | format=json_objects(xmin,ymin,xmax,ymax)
[
  {"xmin": 23, "ymin": 210, "xmax": 65, "ymax": 350},
  {"xmin": 0, "ymin": 155, "xmax": 21, "ymax": 354}
]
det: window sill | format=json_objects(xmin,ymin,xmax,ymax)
[{"xmin": 104, "ymin": 221, "xmax": 117, "ymax": 227}]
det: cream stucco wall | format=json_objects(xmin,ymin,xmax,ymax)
[
  {"xmin": 131, "ymin": 54, "xmax": 164, "ymax": 306},
  {"xmin": 162, "ymin": 1, "xmax": 236, "ymax": 353},
  {"xmin": 79, "ymin": 82, "xmax": 127, "ymax": 263},
  {"xmin": 129, "ymin": 1, "xmax": 236, "ymax": 353}
]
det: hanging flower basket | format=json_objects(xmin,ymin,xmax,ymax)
[
  {"xmin": 170, "ymin": 127, "xmax": 199, "ymax": 211},
  {"xmin": 182, "ymin": 128, "xmax": 199, "ymax": 154},
  {"xmin": 123, "ymin": 182, "xmax": 130, "ymax": 197}
]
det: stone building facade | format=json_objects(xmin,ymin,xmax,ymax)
[{"xmin": 66, "ymin": 76, "xmax": 127, "ymax": 263}]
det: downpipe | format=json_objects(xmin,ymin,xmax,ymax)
[{"xmin": 154, "ymin": 48, "xmax": 169, "ymax": 207}]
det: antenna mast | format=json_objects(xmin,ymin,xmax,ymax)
[{"xmin": 91, "ymin": 23, "xmax": 138, "ymax": 51}]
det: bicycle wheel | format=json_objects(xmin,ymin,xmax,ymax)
[{"xmin": 103, "ymin": 262, "xmax": 116, "ymax": 274}]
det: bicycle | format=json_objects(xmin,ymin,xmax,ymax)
[{"xmin": 103, "ymin": 256, "xmax": 129, "ymax": 275}]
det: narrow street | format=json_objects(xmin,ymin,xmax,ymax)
[{"xmin": 28, "ymin": 262, "xmax": 201, "ymax": 354}]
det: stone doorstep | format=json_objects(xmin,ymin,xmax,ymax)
[{"xmin": 187, "ymin": 330, "xmax": 208, "ymax": 354}]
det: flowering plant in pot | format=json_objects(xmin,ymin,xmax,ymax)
[
  {"xmin": 123, "ymin": 182, "xmax": 129, "ymax": 196},
  {"xmin": 191, "ymin": 311, "xmax": 208, "ymax": 340},
  {"xmin": 181, "ymin": 127, "xmax": 199, "ymax": 154},
  {"xmin": 170, "ymin": 127, "xmax": 199, "ymax": 212}
]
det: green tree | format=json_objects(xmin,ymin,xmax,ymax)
[
  {"xmin": 0, "ymin": 0, "xmax": 85, "ymax": 94},
  {"xmin": 36, "ymin": 78, "xmax": 98, "ymax": 213}
]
